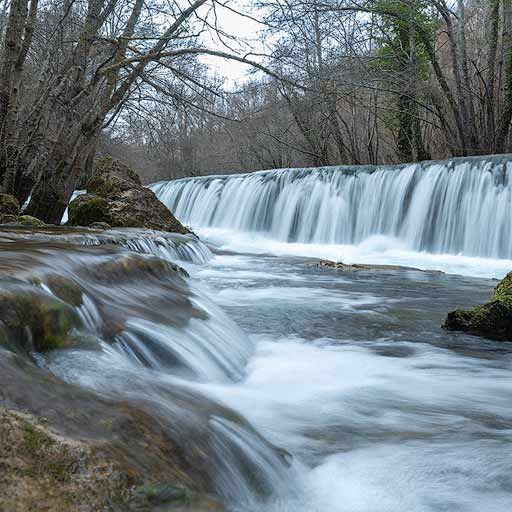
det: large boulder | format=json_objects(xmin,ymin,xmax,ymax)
[
  {"xmin": 0, "ymin": 194, "xmax": 20, "ymax": 223},
  {"xmin": 67, "ymin": 194, "xmax": 112, "ymax": 226},
  {"xmin": 16, "ymin": 215, "xmax": 47, "ymax": 227},
  {"xmin": 443, "ymin": 272, "xmax": 512, "ymax": 341},
  {"xmin": 87, "ymin": 156, "xmax": 142, "ymax": 197},
  {"xmin": 68, "ymin": 158, "xmax": 188, "ymax": 234}
]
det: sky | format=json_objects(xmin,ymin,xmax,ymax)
[{"xmin": 199, "ymin": 1, "xmax": 268, "ymax": 87}]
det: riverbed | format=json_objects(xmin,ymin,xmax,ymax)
[{"xmin": 37, "ymin": 224, "xmax": 511, "ymax": 512}]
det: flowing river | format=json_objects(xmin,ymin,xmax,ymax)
[
  {"xmin": 150, "ymin": 155, "xmax": 512, "ymax": 510},
  {"xmin": 3, "ymin": 155, "xmax": 512, "ymax": 511}
]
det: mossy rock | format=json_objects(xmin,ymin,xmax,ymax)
[
  {"xmin": 89, "ymin": 221, "xmax": 111, "ymax": 230},
  {"xmin": 45, "ymin": 275, "xmax": 84, "ymax": 307},
  {"xmin": 0, "ymin": 193, "xmax": 20, "ymax": 216},
  {"xmin": 16, "ymin": 215, "xmax": 46, "ymax": 227},
  {"xmin": 67, "ymin": 194, "xmax": 112, "ymax": 227},
  {"xmin": 71, "ymin": 158, "xmax": 189, "ymax": 234},
  {"xmin": 0, "ymin": 213, "xmax": 18, "ymax": 224},
  {"xmin": 106, "ymin": 187, "xmax": 189, "ymax": 234},
  {"xmin": 87, "ymin": 157, "xmax": 142, "ymax": 198},
  {"xmin": 0, "ymin": 291, "xmax": 80, "ymax": 354},
  {"xmin": 443, "ymin": 271, "xmax": 512, "ymax": 341}
]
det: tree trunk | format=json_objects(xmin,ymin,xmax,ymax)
[{"xmin": 496, "ymin": 0, "xmax": 512, "ymax": 151}]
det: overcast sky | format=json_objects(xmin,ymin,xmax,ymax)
[{"xmin": 199, "ymin": 1, "xmax": 267, "ymax": 87}]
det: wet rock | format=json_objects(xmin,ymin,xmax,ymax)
[
  {"xmin": 0, "ymin": 201, "xmax": 47, "ymax": 226},
  {"xmin": 45, "ymin": 275, "xmax": 84, "ymax": 307},
  {"xmin": 16, "ymin": 215, "xmax": 47, "ymax": 227},
  {"xmin": 136, "ymin": 483, "xmax": 223, "ymax": 511},
  {"xmin": 0, "ymin": 290, "xmax": 80, "ymax": 354},
  {"xmin": 89, "ymin": 221, "xmax": 111, "ymax": 230},
  {"xmin": 68, "ymin": 157, "xmax": 188, "ymax": 234},
  {"xmin": 0, "ymin": 193, "xmax": 20, "ymax": 217},
  {"xmin": 443, "ymin": 271, "xmax": 512, "ymax": 341},
  {"xmin": 0, "ymin": 354, "xmax": 224, "ymax": 511},
  {"xmin": 315, "ymin": 259, "xmax": 444, "ymax": 274},
  {"xmin": 67, "ymin": 194, "xmax": 112, "ymax": 226}
]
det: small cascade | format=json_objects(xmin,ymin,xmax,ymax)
[
  {"xmin": 151, "ymin": 155, "xmax": 512, "ymax": 258},
  {"xmin": 0, "ymin": 227, "xmax": 213, "ymax": 264},
  {"xmin": 0, "ymin": 233, "xmax": 292, "ymax": 505}
]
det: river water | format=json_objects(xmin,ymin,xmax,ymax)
[
  {"xmin": 170, "ymin": 228, "xmax": 512, "ymax": 512},
  {"xmin": 22, "ymin": 223, "xmax": 510, "ymax": 511},
  {"xmin": 147, "ymin": 156, "xmax": 512, "ymax": 511},
  {"xmin": 5, "ymin": 155, "xmax": 512, "ymax": 511}
]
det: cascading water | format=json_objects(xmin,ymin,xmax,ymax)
[
  {"xmin": 0, "ymin": 227, "xmax": 293, "ymax": 508},
  {"xmin": 4, "ymin": 155, "xmax": 512, "ymax": 511},
  {"xmin": 0, "ymin": 226, "xmax": 213, "ymax": 264},
  {"xmin": 151, "ymin": 155, "xmax": 512, "ymax": 259}
]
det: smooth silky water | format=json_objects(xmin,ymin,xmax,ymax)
[
  {"xmin": 148, "ymin": 154, "xmax": 512, "ymax": 511},
  {"xmin": 2, "ymin": 155, "xmax": 511, "ymax": 511}
]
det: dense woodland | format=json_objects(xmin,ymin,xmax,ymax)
[{"xmin": 1, "ymin": 0, "xmax": 512, "ymax": 222}]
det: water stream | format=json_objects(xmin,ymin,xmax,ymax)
[
  {"xmin": 3, "ymin": 155, "xmax": 512, "ymax": 511},
  {"xmin": 150, "ymin": 155, "xmax": 512, "ymax": 510}
]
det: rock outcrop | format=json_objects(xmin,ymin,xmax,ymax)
[
  {"xmin": 0, "ymin": 354, "xmax": 224, "ymax": 512},
  {"xmin": 443, "ymin": 272, "xmax": 512, "ymax": 341},
  {"xmin": 0, "ymin": 193, "xmax": 20, "ymax": 223},
  {"xmin": 68, "ymin": 157, "xmax": 188, "ymax": 233},
  {"xmin": 314, "ymin": 259, "xmax": 444, "ymax": 274}
]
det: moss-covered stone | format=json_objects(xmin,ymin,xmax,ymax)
[
  {"xmin": 68, "ymin": 158, "xmax": 189, "ymax": 234},
  {"xmin": 0, "ymin": 193, "xmax": 20, "ymax": 216},
  {"xmin": 45, "ymin": 275, "xmax": 84, "ymax": 307},
  {"xmin": 89, "ymin": 221, "xmax": 111, "ymax": 230},
  {"xmin": 0, "ymin": 291, "xmax": 80, "ymax": 353},
  {"xmin": 67, "ymin": 194, "xmax": 112, "ymax": 226},
  {"xmin": 443, "ymin": 271, "xmax": 512, "ymax": 341},
  {"xmin": 16, "ymin": 215, "xmax": 46, "ymax": 227},
  {"xmin": 87, "ymin": 157, "xmax": 142, "ymax": 197}
]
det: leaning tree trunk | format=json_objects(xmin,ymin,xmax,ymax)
[{"xmin": 25, "ymin": 117, "xmax": 98, "ymax": 224}]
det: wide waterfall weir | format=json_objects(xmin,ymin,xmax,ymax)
[{"xmin": 151, "ymin": 155, "xmax": 512, "ymax": 259}]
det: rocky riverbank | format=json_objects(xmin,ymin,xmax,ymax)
[
  {"xmin": 0, "ymin": 230, "xmax": 225, "ymax": 510},
  {"xmin": 0, "ymin": 223, "xmax": 294, "ymax": 511}
]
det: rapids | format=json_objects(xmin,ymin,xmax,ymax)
[{"xmin": 2, "ymin": 154, "xmax": 512, "ymax": 511}]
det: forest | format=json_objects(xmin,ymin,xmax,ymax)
[
  {"xmin": 2, "ymin": 2, "xmax": 512, "ymax": 512},
  {"xmin": 1, "ymin": 0, "xmax": 512, "ymax": 220}
]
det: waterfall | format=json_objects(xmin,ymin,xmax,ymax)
[{"xmin": 151, "ymin": 155, "xmax": 512, "ymax": 259}]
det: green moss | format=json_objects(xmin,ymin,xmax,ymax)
[
  {"xmin": 16, "ymin": 215, "xmax": 46, "ymax": 227},
  {"xmin": 0, "ymin": 291, "xmax": 80, "ymax": 353},
  {"xmin": 45, "ymin": 276, "xmax": 84, "ymax": 307},
  {"xmin": 490, "ymin": 271, "xmax": 512, "ymax": 308},
  {"xmin": 444, "ymin": 271, "xmax": 512, "ymax": 340},
  {"xmin": 95, "ymin": 156, "xmax": 114, "ymax": 171},
  {"xmin": 0, "ymin": 193, "xmax": 20, "ymax": 216},
  {"xmin": 68, "ymin": 194, "xmax": 112, "ymax": 226},
  {"xmin": 20, "ymin": 424, "xmax": 73, "ymax": 482}
]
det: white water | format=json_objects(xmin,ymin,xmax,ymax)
[
  {"xmin": 151, "ymin": 155, "xmax": 512, "ymax": 277},
  {"xmin": 169, "ymin": 252, "xmax": 512, "ymax": 512},
  {"xmin": 8, "ymin": 155, "xmax": 512, "ymax": 510},
  {"xmin": 145, "ymin": 156, "xmax": 512, "ymax": 509}
]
